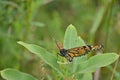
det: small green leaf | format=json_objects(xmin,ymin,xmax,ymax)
[
  {"xmin": 76, "ymin": 53, "xmax": 119, "ymax": 73},
  {"xmin": 17, "ymin": 41, "xmax": 64, "ymax": 77},
  {"xmin": 0, "ymin": 68, "xmax": 38, "ymax": 80},
  {"xmin": 77, "ymin": 36, "xmax": 86, "ymax": 46}
]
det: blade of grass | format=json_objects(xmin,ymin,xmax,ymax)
[
  {"xmin": 89, "ymin": 0, "xmax": 112, "ymax": 43},
  {"xmin": 110, "ymin": 52, "xmax": 120, "ymax": 80}
]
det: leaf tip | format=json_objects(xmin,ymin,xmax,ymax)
[
  {"xmin": 68, "ymin": 24, "xmax": 75, "ymax": 28},
  {"xmin": 17, "ymin": 41, "xmax": 22, "ymax": 44},
  {"xmin": 17, "ymin": 41, "xmax": 26, "ymax": 46}
]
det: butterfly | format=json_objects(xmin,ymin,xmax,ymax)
[{"xmin": 56, "ymin": 42, "xmax": 103, "ymax": 62}]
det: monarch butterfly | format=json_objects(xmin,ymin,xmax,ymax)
[{"xmin": 56, "ymin": 42, "xmax": 103, "ymax": 62}]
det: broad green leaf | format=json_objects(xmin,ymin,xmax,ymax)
[
  {"xmin": 0, "ymin": 68, "xmax": 38, "ymax": 80},
  {"xmin": 17, "ymin": 41, "xmax": 64, "ymax": 77},
  {"xmin": 63, "ymin": 24, "xmax": 86, "ymax": 50},
  {"xmin": 82, "ymin": 73, "xmax": 92, "ymax": 80},
  {"xmin": 76, "ymin": 53, "xmax": 119, "ymax": 73},
  {"xmin": 63, "ymin": 24, "xmax": 87, "ymax": 75},
  {"xmin": 63, "ymin": 24, "xmax": 78, "ymax": 49}
]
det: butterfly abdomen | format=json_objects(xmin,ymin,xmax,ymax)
[{"xmin": 91, "ymin": 44, "xmax": 103, "ymax": 51}]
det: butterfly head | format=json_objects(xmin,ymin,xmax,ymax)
[
  {"xmin": 55, "ymin": 41, "xmax": 68, "ymax": 57},
  {"xmin": 60, "ymin": 49, "xmax": 68, "ymax": 57}
]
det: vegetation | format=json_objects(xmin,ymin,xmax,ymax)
[{"xmin": 0, "ymin": 0, "xmax": 120, "ymax": 80}]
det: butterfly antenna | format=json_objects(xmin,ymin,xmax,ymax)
[{"xmin": 45, "ymin": 27, "xmax": 64, "ymax": 50}]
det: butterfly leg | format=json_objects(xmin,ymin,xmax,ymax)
[
  {"xmin": 57, "ymin": 53, "xmax": 60, "ymax": 61},
  {"xmin": 57, "ymin": 53, "xmax": 65, "ymax": 62},
  {"xmin": 66, "ymin": 56, "xmax": 73, "ymax": 62}
]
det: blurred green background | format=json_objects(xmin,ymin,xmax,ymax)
[{"xmin": 0, "ymin": 0, "xmax": 120, "ymax": 80}]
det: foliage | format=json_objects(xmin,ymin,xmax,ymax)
[
  {"xmin": 0, "ymin": 0, "xmax": 120, "ymax": 80},
  {"xmin": 1, "ymin": 25, "xmax": 118, "ymax": 80},
  {"xmin": 0, "ymin": 68, "xmax": 38, "ymax": 80}
]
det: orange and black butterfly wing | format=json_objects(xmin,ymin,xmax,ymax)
[
  {"xmin": 65, "ymin": 55, "xmax": 73, "ymax": 62},
  {"xmin": 67, "ymin": 44, "xmax": 103, "ymax": 58},
  {"xmin": 58, "ymin": 44, "xmax": 103, "ymax": 62},
  {"xmin": 67, "ymin": 45, "xmax": 92, "ymax": 57}
]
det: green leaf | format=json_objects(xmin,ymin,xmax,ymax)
[
  {"xmin": 77, "ymin": 36, "xmax": 86, "ymax": 46},
  {"xmin": 17, "ymin": 41, "xmax": 64, "ymax": 77},
  {"xmin": 0, "ymin": 68, "xmax": 38, "ymax": 80},
  {"xmin": 63, "ymin": 24, "xmax": 87, "ymax": 74},
  {"xmin": 63, "ymin": 24, "xmax": 78, "ymax": 49},
  {"xmin": 90, "ymin": 7, "xmax": 106, "ymax": 34},
  {"xmin": 82, "ymin": 73, "xmax": 92, "ymax": 80},
  {"xmin": 63, "ymin": 24, "xmax": 85, "ymax": 50},
  {"xmin": 76, "ymin": 53, "xmax": 119, "ymax": 73}
]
